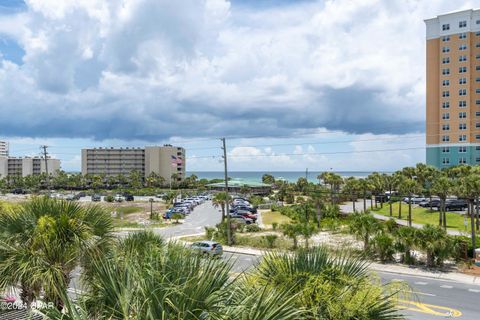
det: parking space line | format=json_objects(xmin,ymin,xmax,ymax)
[
  {"xmin": 414, "ymin": 281, "xmax": 428, "ymax": 285},
  {"xmin": 468, "ymin": 288, "xmax": 480, "ymax": 293}
]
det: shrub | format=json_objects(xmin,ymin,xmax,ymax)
[
  {"xmin": 104, "ymin": 195, "xmax": 114, "ymax": 202},
  {"xmin": 372, "ymin": 233, "xmax": 395, "ymax": 263},
  {"xmin": 263, "ymin": 234, "xmax": 278, "ymax": 248},
  {"xmin": 171, "ymin": 213, "xmax": 183, "ymax": 224},
  {"xmin": 245, "ymin": 224, "xmax": 261, "ymax": 233},
  {"xmin": 272, "ymin": 222, "xmax": 278, "ymax": 231},
  {"xmin": 205, "ymin": 227, "xmax": 216, "ymax": 240}
]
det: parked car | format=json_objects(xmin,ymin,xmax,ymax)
[
  {"xmin": 229, "ymin": 215, "xmax": 253, "ymax": 224},
  {"xmin": 233, "ymin": 210, "xmax": 257, "ymax": 222},
  {"xmin": 92, "ymin": 194, "xmax": 101, "ymax": 202},
  {"xmin": 419, "ymin": 198, "xmax": 441, "ymax": 208},
  {"xmin": 11, "ymin": 188, "xmax": 26, "ymax": 194},
  {"xmin": 190, "ymin": 241, "xmax": 223, "ymax": 257},
  {"xmin": 123, "ymin": 193, "xmax": 134, "ymax": 201},
  {"xmin": 114, "ymin": 194, "xmax": 124, "ymax": 202},
  {"xmin": 445, "ymin": 199, "xmax": 468, "ymax": 211},
  {"xmin": 403, "ymin": 196, "xmax": 426, "ymax": 204},
  {"xmin": 232, "ymin": 205, "xmax": 257, "ymax": 213},
  {"xmin": 65, "ymin": 194, "xmax": 76, "ymax": 201}
]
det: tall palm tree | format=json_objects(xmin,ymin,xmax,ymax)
[
  {"xmin": 310, "ymin": 186, "xmax": 328, "ymax": 228},
  {"xmin": 343, "ymin": 177, "xmax": 359, "ymax": 213},
  {"xmin": 357, "ymin": 178, "xmax": 370, "ymax": 213},
  {"xmin": 431, "ymin": 175, "xmax": 452, "ymax": 229},
  {"xmin": 213, "ymin": 192, "xmax": 230, "ymax": 221},
  {"xmin": 0, "ymin": 197, "xmax": 113, "ymax": 309},
  {"xmin": 398, "ymin": 177, "xmax": 420, "ymax": 227},
  {"xmin": 457, "ymin": 174, "xmax": 480, "ymax": 255},
  {"xmin": 383, "ymin": 174, "xmax": 398, "ymax": 217},
  {"xmin": 367, "ymin": 172, "xmax": 385, "ymax": 209}
]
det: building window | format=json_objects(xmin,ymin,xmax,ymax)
[
  {"xmin": 476, "ymin": 111, "xmax": 480, "ymax": 116},
  {"xmin": 477, "ymin": 100, "xmax": 480, "ymax": 105},
  {"xmin": 459, "ymin": 134, "xmax": 467, "ymax": 142},
  {"xmin": 459, "ymin": 55, "xmax": 467, "ymax": 62},
  {"xmin": 477, "ymin": 20, "xmax": 480, "ymax": 25},
  {"xmin": 459, "ymin": 100, "xmax": 467, "ymax": 107},
  {"xmin": 443, "ymin": 57, "xmax": 450, "ymax": 64},
  {"xmin": 477, "ymin": 157, "xmax": 480, "ymax": 162},
  {"xmin": 459, "ymin": 21, "xmax": 467, "ymax": 28},
  {"xmin": 459, "ymin": 77, "xmax": 467, "ymax": 84},
  {"xmin": 442, "ymin": 47, "xmax": 450, "ymax": 53},
  {"xmin": 442, "ymin": 158, "xmax": 450, "ymax": 165},
  {"xmin": 442, "ymin": 124, "xmax": 450, "ymax": 131},
  {"xmin": 459, "ymin": 66, "xmax": 467, "ymax": 73},
  {"xmin": 477, "ymin": 78, "xmax": 480, "ymax": 82},
  {"xmin": 477, "ymin": 135, "xmax": 480, "ymax": 140},
  {"xmin": 460, "ymin": 32, "xmax": 467, "ymax": 39},
  {"xmin": 459, "ymin": 146, "xmax": 467, "ymax": 153},
  {"xmin": 459, "ymin": 157, "xmax": 467, "ymax": 164},
  {"xmin": 442, "ymin": 80, "xmax": 450, "ymax": 86},
  {"xmin": 442, "ymin": 24, "xmax": 450, "ymax": 30},
  {"xmin": 477, "ymin": 43, "xmax": 480, "ymax": 48},
  {"xmin": 442, "ymin": 112, "xmax": 450, "ymax": 120},
  {"xmin": 442, "ymin": 91, "xmax": 450, "ymax": 97},
  {"xmin": 477, "ymin": 146, "xmax": 480, "ymax": 150},
  {"xmin": 477, "ymin": 31, "xmax": 480, "ymax": 35},
  {"xmin": 476, "ymin": 123, "xmax": 480, "ymax": 128},
  {"xmin": 459, "ymin": 123, "xmax": 467, "ymax": 130},
  {"xmin": 442, "ymin": 135, "xmax": 450, "ymax": 142},
  {"xmin": 476, "ymin": 89, "xmax": 480, "ymax": 94},
  {"xmin": 442, "ymin": 102, "xmax": 450, "ymax": 108},
  {"xmin": 442, "ymin": 68, "xmax": 450, "ymax": 75},
  {"xmin": 442, "ymin": 147, "xmax": 450, "ymax": 153},
  {"xmin": 459, "ymin": 112, "xmax": 467, "ymax": 119},
  {"xmin": 459, "ymin": 44, "xmax": 467, "ymax": 51},
  {"xmin": 442, "ymin": 35, "xmax": 450, "ymax": 41},
  {"xmin": 459, "ymin": 89, "xmax": 467, "ymax": 96}
]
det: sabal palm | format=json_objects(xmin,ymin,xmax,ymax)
[
  {"xmin": 398, "ymin": 177, "xmax": 420, "ymax": 227},
  {"xmin": 44, "ymin": 231, "xmax": 302, "ymax": 320},
  {"xmin": 252, "ymin": 247, "xmax": 404, "ymax": 320},
  {"xmin": 212, "ymin": 192, "xmax": 230, "ymax": 221},
  {"xmin": 431, "ymin": 175, "xmax": 452, "ymax": 229},
  {"xmin": 349, "ymin": 213, "xmax": 381, "ymax": 250},
  {"xmin": 0, "ymin": 197, "xmax": 113, "ymax": 309}
]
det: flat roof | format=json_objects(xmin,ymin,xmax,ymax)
[{"xmin": 206, "ymin": 179, "xmax": 271, "ymax": 188}]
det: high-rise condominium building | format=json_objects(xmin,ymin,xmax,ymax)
[
  {"xmin": 0, "ymin": 157, "xmax": 61, "ymax": 178},
  {"xmin": 81, "ymin": 145, "xmax": 185, "ymax": 183},
  {"xmin": 425, "ymin": 9, "xmax": 480, "ymax": 167},
  {"xmin": 0, "ymin": 141, "xmax": 8, "ymax": 157}
]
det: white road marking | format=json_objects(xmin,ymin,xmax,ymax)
[
  {"xmin": 412, "ymin": 291, "xmax": 436, "ymax": 297},
  {"xmin": 440, "ymin": 285, "xmax": 453, "ymax": 289},
  {"xmin": 414, "ymin": 281, "xmax": 428, "ymax": 285},
  {"xmin": 468, "ymin": 289, "xmax": 480, "ymax": 293}
]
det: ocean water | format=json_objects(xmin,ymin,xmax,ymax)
[{"xmin": 187, "ymin": 171, "xmax": 388, "ymax": 183}]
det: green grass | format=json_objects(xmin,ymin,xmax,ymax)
[
  {"xmin": 113, "ymin": 219, "xmax": 166, "ymax": 229},
  {"xmin": 115, "ymin": 206, "xmax": 143, "ymax": 215},
  {"xmin": 262, "ymin": 211, "xmax": 291, "ymax": 226},
  {"xmin": 372, "ymin": 202, "xmax": 472, "ymax": 232}
]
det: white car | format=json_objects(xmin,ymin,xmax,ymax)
[{"xmin": 114, "ymin": 194, "xmax": 124, "ymax": 202}]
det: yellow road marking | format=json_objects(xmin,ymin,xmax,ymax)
[{"xmin": 397, "ymin": 299, "xmax": 462, "ymax": 317}]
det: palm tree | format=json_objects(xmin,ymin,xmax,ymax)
[
  {"xmin": 349, "ymin": 213, "xmax": 381, "ymax": 251},
  {"xmin": 357, "ymin": 178, "xmax": 370, "ymax": 213},
  {"xmin": 252, "ymin": 247, "xmax": 404, "ymax": 319},
  {"xmin": 416, "ymin": 224, "xmax": 451, "ymax": 267},
  {"xmin": 310, "ymin": 187, "xmax": 327, "ymax": 228},
  {"xmin": 398, "ymin": 177, "xmax": 420, "ymax": 227},
  {"xmin": 162, "ymin": 191, "xmax": 178, "ymax": 206},
  {"xmin": 318, "ymin": 172, "xmax": 342, "ymax": 205},
  {"xmin": 45, "ymin": 231, "xmax": 302, "ymax": 320},
  {"xmin": 383, "ymin": 174, "xmax": 398, "ymax": 217},
  {"xmin": 281, "ymin": 223, "xmax": 303, "ymax": 250},
  {"xmin": 299, "ymin": 223, "xmax": 317, "ymax": 248},
  {"xmin": 0, "ymin": 197, "xmax": 113, "ymax": 309},
  {"xmin": 367, "ymin": 172, "xmax": 385, "ymax": 208},
  {"xmin": 431, "ymin": 175, "xmax": 452, "ymax": 229},
  {"xmin": 343, "ymin": 177, "xmax": 359, "ymax": 213},
  {"xmin": 457, "ymin": 174, "xmax": 480, "ymax": 255},
  {"xmin": 213, "ymin": 192, "xmax": 230, "ymax": 221},
  {"xmin": 394, "ymin": 226, "xmax": 416, "ymax": 265}
]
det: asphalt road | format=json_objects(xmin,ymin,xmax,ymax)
[{"xmin": 224, "ymin": 252, "xmax": 480, "ymax": 319}]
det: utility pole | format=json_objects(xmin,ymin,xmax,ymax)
[
  {"xmin": 221, "ymin": 138, "xmax": 232, "ymax": 245},
  {"xmin": 305, "ymin": 168, "xmax": 309, "ymax": 222},
  {"xmin": 41, "ymin": 145, "xmax": 50, "ymax": 191}
]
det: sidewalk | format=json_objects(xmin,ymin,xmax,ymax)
[{"xmin": 340, "ymin": 201, "xmax": 464, "ymax": 236}]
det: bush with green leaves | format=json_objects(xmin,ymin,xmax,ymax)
[
  {"xmin": 272, "ymin": 222, "xmax": 278, "ymax": 231},
  {"xmin": 251, "ymin": 247, "xmax": 406, "ymax": 320},
  {"xmin": 415, "ymin": 224, "xmax": 452, "ymax": 267},
  {"xmin": 263, "ymin": 234, "xmax": 278, "ymax": 248},
  {"xmin": 372, "ymin": 233, "xmax": 395, "ymax": 263},
  {"xmin": 245, "ymin": 224, "xmax": 261, "ymax": 233},
  {"xmin": 104, "ymin": 195, "xmax": 114, "ymax": 202},
  {"xmin": 43, "ymin": 231, "xmax": 302, "ymax": 319}
]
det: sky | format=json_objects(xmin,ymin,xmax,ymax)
[{"xmin": 0, "ymin": 0, "xmax": 477, "ymax": 172}]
